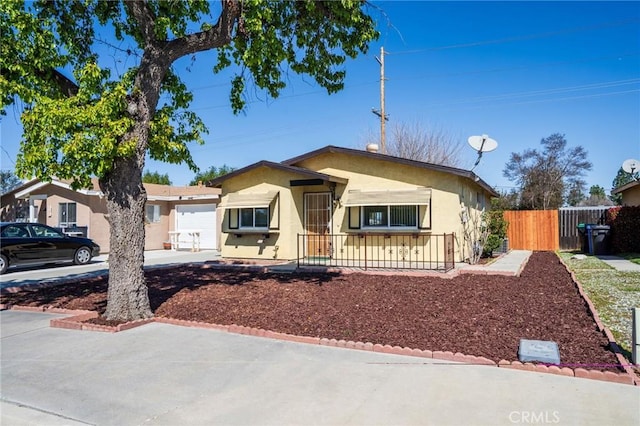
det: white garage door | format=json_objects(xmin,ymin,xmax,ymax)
[{"xmin": 175, "ymin": 204, "xmax": 217, "ymax": 250}]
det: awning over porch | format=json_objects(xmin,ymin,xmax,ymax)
[
  {"xmin": 343, "ymin": 187, "xmax": 432, "ymax": 206},
  {"xmin": 221, "ymin": 190, "xmax": 279, "ymax": 208}
]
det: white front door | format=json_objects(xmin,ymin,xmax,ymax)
[{"xmin": 175, "ymin": 204, "xmax": 217, "ymax": 249}]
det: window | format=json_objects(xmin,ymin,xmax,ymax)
[
  {"xmin": 58, "ymin": 203, "xmax": 77, "ymax": 227},
  {"xmin": 240, "ymin": 207, "xmax": 269, "ymax": 229},
  {"xmin": 477, "ymin": 192, "xmax": 486, "ymax": 210},
  {"xmin": 31, "ymin": 224, "xmax": 63, "ymax": 238},
  {"xmin": 1, "ymin": 224, "xmax": 29, "ymax": 238},
  {"xmin": 146, "ymin": 204, "xmax": 161, "ymax": 223},
  {"xmin": 362, "ymin": 205, "xmax": 417, "ymax": 228}
]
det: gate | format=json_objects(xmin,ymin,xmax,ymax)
[{"xmin": 503, "ymin": 210, "xmax": 559, "ymax": 251}]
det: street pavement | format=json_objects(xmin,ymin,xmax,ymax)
[{"xmin": 1, "ymin": 310, "xmax": 639, "ymax": 426}]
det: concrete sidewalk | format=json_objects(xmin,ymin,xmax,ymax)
[
  {"xmin": 2, "ymin": 310, "xmax": 639, "ymax": 426},
  {"xmin": 462, "ymin": 250, "xmax": 532, "ymax": 275},
  {"xmin": 596, "ymin": 255, "xmax": 640, "ymax": 272}
]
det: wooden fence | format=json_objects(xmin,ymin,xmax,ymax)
[
  {"xmin": 503, "ymin": 207, "xmax": 611, "ymax": 251},
  {"xmin": 558, "ymin": 207, "xmax": 609, "ymax": 250},
  {"xmin": 503, "ymin": 210, "xmax": 559, "ymax": 251}
]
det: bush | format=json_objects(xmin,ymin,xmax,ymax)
[
  {"xmin": 483, "ymin": 209, "xmax": 509, "ymax": 257},
  {"xmin": 605, "ymin": 206, "xmax": 640, "ymax": 253}
]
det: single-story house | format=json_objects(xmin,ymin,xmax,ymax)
[
  {"xmin": 208, "ymin": 145, "xmax": 498, "ymax": 269},
  {"xmin": 0, "ymin": 178, "xmax": 221, "ymax": 252},
  {"xmin": 612, "ymin": 180, "xmax": 640, "ymax": 206}
]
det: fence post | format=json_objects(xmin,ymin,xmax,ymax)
[
  {"xmin": 633, "ymin": 307, "xmax": 639, "ymax": 365},
  {"xmin": 364, "ymin": 233, "xmax": 367, "ymax": 270}
]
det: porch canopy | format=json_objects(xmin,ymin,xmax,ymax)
[
  {"xmin": 343, "ymin": 187, "xmax": 431, "ymax": 206},
  {"xmin": 221, "ymin": 190, "xmax": 279, "ymax": 208}
]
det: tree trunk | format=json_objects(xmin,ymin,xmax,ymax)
[{"xmin": 100, "ymin": 152, "xmax": 152, "ymax": 322}]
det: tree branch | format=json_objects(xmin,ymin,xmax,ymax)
[{"xmin": 163, "ymin": 0, "xmax": 241, "ymax": 63}]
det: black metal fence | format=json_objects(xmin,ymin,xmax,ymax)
[{"xmin": 297, "ymin": 233, "xmax": 455, "ymax": 272}]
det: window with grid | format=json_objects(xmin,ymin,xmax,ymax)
[
  {"xmin": 362, "ymin": 205, "xmax": 417, "ymax": 228},
  {"xmin": 58, "ymin": 202, "xmax": 77, "ymax": 227}
]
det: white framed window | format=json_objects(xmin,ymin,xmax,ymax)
[
  {"xmin": 362, "ymin": 205, "xmax": 418, "ymax": 229},
  {"xmin": 239, "ymin": 207, "xmax": 269, "ymax": 229},
  {"xmin": 58, "ymin": 202, "xmax": 77, "ymax": 227},
  {"xmin": 146, "ymin": 204, "xmax": 161, "ymax": 223}
]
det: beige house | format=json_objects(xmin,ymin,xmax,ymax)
[
  {"xmin": 209, "ymin": 145, "xmax": 498, "ymax": 270},
  {"xmin": 612, "ymin": 180, "xmax": 640, "ymax": 206},
  {"xmin": 0, "ymin": 178, "xmax": 221, "ymax": 253}
]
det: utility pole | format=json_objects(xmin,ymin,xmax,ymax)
[{"xmin": 371, "ymin": 46, "xmax": 388, "ymax": 154}]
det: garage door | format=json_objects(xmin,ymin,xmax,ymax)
[{"xmin": 175, "ymin": 204, "xmax": 217, "ymax": 250}]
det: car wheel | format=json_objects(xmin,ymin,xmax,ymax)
[
  {"xmin": 74, "ymin": 247, "xmax": 93, "ymax": 265},
  {"xmin": 0, "ymin": 254, "xmax": 7, "ymax": 274}
]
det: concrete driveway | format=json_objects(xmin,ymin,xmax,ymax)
[
  {"xmin": 1, "ymin": 310, "xmax": 639, "ymax": 426},
  {"xmin": 0, "ymin": 249, "xmax": 220, "ymax": 290}
]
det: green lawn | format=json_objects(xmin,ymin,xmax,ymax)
[
  {"xmin": 618, "ymin": 253, "xmax": 640, "ymax": 265},
  {"xmin": 558, "ymin": 251, "xmax": 640, "ymax": 361}
]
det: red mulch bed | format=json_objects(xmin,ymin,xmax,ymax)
[{"xmin": 0, "ymin": 251, "xmax": 621, "ymax": 369}]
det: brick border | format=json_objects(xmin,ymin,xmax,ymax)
[
  {"xmin": 556, "ymin": 254, "xmax": 640, "ymax": 386},
  {"xmin": 1, "ymin": 305, "xmax": 633, "ymax": 386},
  {"xmin": 1, "ymin": 254, "xmax": 636, "ymax": 386}
]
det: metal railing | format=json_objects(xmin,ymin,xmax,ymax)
[{"xmin": 297, "ymin": 233, "xmax": 455, "ymax": 272}]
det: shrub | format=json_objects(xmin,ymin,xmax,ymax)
[
  {"xmin": 605, "ymin": 206, "xmax": 640, "ymax": 253},
  {"xmin": 483, "ymin": 209, "xmax": 509, "ymax": 257}
]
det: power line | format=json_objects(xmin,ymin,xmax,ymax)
[
  {"xmin": 388, "ymin": 52, "xmax": 640, "ymax": 83},
  {"xmin": 423, "ymin": 88, "xmax": 640, "ymax": 112},
  {"xmin": 422, "ymin": 78, "xmax": 640, "ymax": 107},
  {"xmin": 386, "ymin": 19, "xmax": 640, "ymax": 55}
]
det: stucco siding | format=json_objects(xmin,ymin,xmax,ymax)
[
  {"xmin": 217, "ymin": 151, "xmax": 495, "ymax": 263},
  {"xmin": 294, "ymin": 152, "xmax": 491, "ymax": 262},
  {"xmin": 621, "ymin": 185, "xmax": 640, "ymax": 206},
  {"xmin": 219, "ymin": 166, "xmax": 307, "ymax": 260}
]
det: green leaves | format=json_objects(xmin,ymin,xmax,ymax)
[
  {"xmin": 5, "ymin": 0, "xmax": 378, "ymax": 188},
  {"xmin": 215, "ymin": 0, "xmax": 379, "ymax": 113},
  {"xmin": 17, "ymin": 62, "xmax": 134, "ymax": 189}
]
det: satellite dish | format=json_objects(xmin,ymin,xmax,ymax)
[
  {"xmin": 468, "ymin": 135, "xmax": 498, "ymax": 153},
  {"xmin": 468, "ymin": 134, "xmax": 498, "ymax": 169},
  {"xmin": 622, "ymin": 158, "xmax": 639, "ymax": 174}
]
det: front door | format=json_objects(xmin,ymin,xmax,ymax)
[{"xmin": 304, "ymin": 192, "xmax": 332, "ymax": 258}]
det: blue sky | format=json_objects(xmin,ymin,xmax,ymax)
[{"xmin": 1, "ymin": 1, "xmax": 639, "ymax": 195}]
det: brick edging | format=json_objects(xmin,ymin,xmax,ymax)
[
  {"xmin": 556, "ymin": 254, "xmax": 640, "ymax": 386},
  {"xmin": 2, "ymin": 304, "xmax": 632, "ymax": 386}
]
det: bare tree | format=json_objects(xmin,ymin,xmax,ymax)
[
  {"xmin": 365, "ymin": 121, "xmax": 467, "ymax": 167},
  {"xmin": 503, "ymin": 133, "xmax": 591, "ymax": 210}
]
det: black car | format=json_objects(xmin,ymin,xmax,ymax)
[{"xmin": 0, "ymin": 222, "xmax": 101, "ymax": 274}]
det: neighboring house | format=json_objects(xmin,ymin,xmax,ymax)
[
  {"xmin": 208, "ymin": 145, "xmax": 498, "ymax": 269},
  {"xmin": 0, "ymin": 178, "xmax": 221, "ymax": 252},
  {"xmin": 612, "ymin": 180, "xmax": 640, "ymax": 206}
]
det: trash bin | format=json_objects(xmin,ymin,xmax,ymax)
[
  {"xmin": 586, "ymin": 224, "xmax": 594, "ymax": 254},
  {"xmin": 590, "ymin": 225, "xmax": 610, "ymax": 255},
  {"xmin": 576, "ymin": 223, "xmax": 588, "ymax": 253}
]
